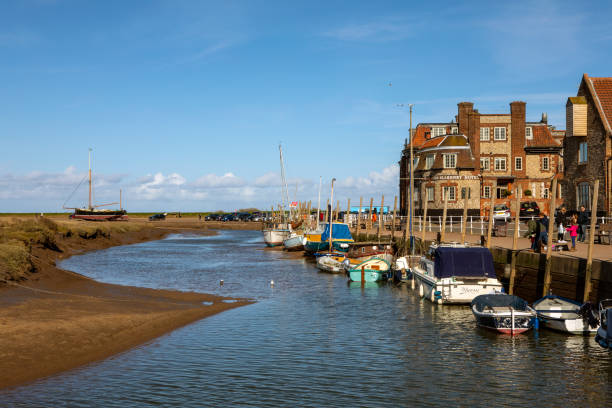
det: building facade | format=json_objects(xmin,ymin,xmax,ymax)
[
  {"xmin": 563, "ymin": 74, "xmax": 612, "ymax": 215},
  {"xmin": 400, "ymin": 101, "xmax": 564, "ymax": 217}
]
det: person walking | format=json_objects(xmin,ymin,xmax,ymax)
[
  {"xmin": 566, "ymin": 215, "xmax": 579, "ymax": 251},
  {"xmin": 555, "ymin": 206, "xmax": 568, "ymax": 243},
  {"xmin": 535, "ymin": 213, "xmax": 549, "ymax": 253},
  {"xmin": 577, "ymin": 205, "xmax": 589, "ymax": 242},
  {"xmin": 525, "ymin": 217, "xmax": 537, "ymax": 249}
]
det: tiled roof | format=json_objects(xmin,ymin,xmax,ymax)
[
  {"xmin": 589, "ymin": 76, "xmax": 612, "ymax": 133},
  {"xmin": 526, "ymin": 125, "xmax": 559, "ymax": 147}
]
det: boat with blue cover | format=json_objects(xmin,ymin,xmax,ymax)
[
  {"xmin": 303, "ymin": 222, "xmax": 354, "ymax": 254},
  {"xmin": 410, "ymin": 244, "xmax": 502, "ymax": 304}
]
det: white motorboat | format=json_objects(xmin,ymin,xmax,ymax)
[
  {"xmin": 263, "ymin": 225, "xmax": 291, "ymax": 247},
  {"xmin": 533, "ymin": 295, "xmax": 599, "ymax": 335},
  {"xmin": 411, "ymin": 244, "xmax": 502, "ymax": 304},
  {"xmin": 471, "ymin": 293, "xmax": 537, "ymax": 335},
  {"xmin": 595, "ymin": 300, "xmax": 612, "ymax": 349}
]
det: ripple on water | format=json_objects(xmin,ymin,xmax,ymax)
[{"xmin": 2, "ymin": 229, "xmax": 611, "ymax": 407}]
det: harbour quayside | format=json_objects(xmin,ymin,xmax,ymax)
[
  {"xmin": 409, "ymin": 244, "xmax": 502, "ymax": 304},
  {"xmin": 63, "ymin": 149, "xmax": 128, "ymax": 221}
]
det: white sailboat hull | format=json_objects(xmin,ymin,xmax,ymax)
[{"xmin": 263, "ymin": 228, "xmax": 291, "ymax": 247}]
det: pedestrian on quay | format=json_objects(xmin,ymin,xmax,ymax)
[
  {"xmin": 534, "ymin": 212, "xmax": 549, "ymax": 253},
  {"xmin": 577, "ymin": 205, "xmax": 589, "ymax": 242},
  {"xmin": 524, "ymin": 217, "xmax": 537, "ymax": 248},
  {"xmin": 566, "ymin": 214, "xmax": 579, "ymax": 252},
  {"xmin": 372, "ymin": 208, "xmax": 377, "ymax": 223},
  {"xmin": 555, "ymin": 206, "xmax": 568, "ymax": 243}
]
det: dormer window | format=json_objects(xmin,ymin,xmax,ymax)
[
  {"xmin": 451, "ymin": 127, "xmax": 458, "ymax": 134},
  {"xmin": 525, "ymin": 127, "xmax": 533, "ymax": 140},
  {"xmin": 443, "ymin": 154, "xmax": 457, "ymax": 168},
  {"xmin": 432, "ymin": 127, "xmax": 446, "ymax": 137},
  {"xmin": 425, "ymin": 154, "xmax": 435, "ymax": 169}
]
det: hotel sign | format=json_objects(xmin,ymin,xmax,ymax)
[{"xmin": 432, "ymin": 175, "xmax": 479, "ymax": 181}]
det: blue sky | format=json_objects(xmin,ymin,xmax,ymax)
[{"xmin": 1, "ymin": 0, "xmax": 611, "ymax": 212}]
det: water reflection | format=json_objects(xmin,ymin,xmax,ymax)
[{"xmin": 1, "ymin": 230, "xmax": 611, "ymax": 407}]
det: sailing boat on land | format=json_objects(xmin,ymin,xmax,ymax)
[{"xmin": 64, "ymin": 149, "xmax": 128, "ymax": 221}]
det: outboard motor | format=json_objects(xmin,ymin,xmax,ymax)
[{"xmin": 579, "ymin": 302, "xmax": 600, "ymax": 328}]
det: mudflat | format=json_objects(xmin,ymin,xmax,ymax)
[{"xmin": 0, "ymin": 218, "xmax": 253, "ymax": 390}]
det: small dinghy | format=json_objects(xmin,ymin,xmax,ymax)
[
  {"xmin": 315, "ymin": 253, "xmax": 346, "ymax": 274},
  {"xmin": 471, "ymin": 294, "xmax": 536, "ymax": 335},
  {"xmin": 595, "ymin": 300, "xmax": 612, "ymax": 349},
  {"xmin": 345, "ymin": 257, "xmax": 391, "ymax": 283},
  {"xmin": 533, "ymin": 295, "xmax": 599, "ymax": 335}
]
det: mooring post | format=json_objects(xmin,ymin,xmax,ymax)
[
  {"xmin": 378, "ymin": 194, "xmax": 384, "ymax": 240},
  {"xmin": 543, "ymin": 177, "xmax": 558, "ymax": 297},
  {"xmin": 440, "ymin": 191, "xmax": 449, "ymax": 243},
  {"xmin": 421, "ymin": 196, "xmax": 428, "ymax": 247},
  {"xmin": 509, "ymin": 186, "xmax": 521, "ymax": 295},
  {"xmin": 357, "ymin": 197, "xmax": 363, "ymax": 236},
  {"xmin": 368, "ymin": 198, "xmax": 374, "ymax": 235},
  {"xmin": 346, "ymin": 198, "xmax": 351, "ymax": 225},
  {"xmin": 486, "ymin": 181, "xmax": 496, "ymax": 249},
  {"xmin": 361, "ymin": 265, "xmax": 365, "ymax": 286},
  {"xmin": 583, "ymin": 180, "xmax": 600, "ymax": 302},
  {"xmin": 461, "ymin": 189, "xmax": 469, "ymax": 244}
]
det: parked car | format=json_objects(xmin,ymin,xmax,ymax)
[
  {"xmin": 520, "ymin": 201, "xmax": 540, "ymax": 218},
  {"xmin": 492, "ymin": 205, "xmax": 511, "ymax": 222},
  {"xmin": 221, "ymin": 214, "xmax": 235, "ymax": 222},
  {"xmin": 205, "ymin": 214, "xmax": 221, "ymax": 221},
  {"xmin": 149, "ymin": 213, "xmax": 166, "ymax": 221},
  {"xmin": 236, "ymin": 212, "xmax": 252, "ymax": 221}
]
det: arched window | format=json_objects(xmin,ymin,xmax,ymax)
[{"xmin": 577, "ymin": 182, "xmax": 590, "ymax": 210}]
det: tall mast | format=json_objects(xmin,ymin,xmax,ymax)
[
  {"xmin": 316, "ymin": 176, "xmax": 322, "ymax": 229},
  {"xmin": 88, "ymin": 148, "xmax": 92, "ymax": 209},
  {"xmin": 279, "ymin": 144, "xmax": 290, "ymax": 222}
]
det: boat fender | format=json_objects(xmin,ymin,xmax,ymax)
[{"xmin": 302, "ymin": 237, "xmax": 308, "ymax": 245}]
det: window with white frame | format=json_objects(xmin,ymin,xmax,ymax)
[
  {"xmin": 542, "ymin": 156, "xmax": 550, "ymax": 171},
  {"xmin": 494, "ymin": 157, "xmax": 507, "ymax": 171},
  {"xmin": 442, "ymin": 186, "xmax": 456, "ymax": 201},
  {"xmin": 451, "ymin": 127, "xmax": 458, "ymax": 134},
  {"xmin": 525, "ymin": 127, "xmax": 533, "ymax": 139},
  {"xmin": 480, "ymin": 127, "xmax": 490, "ymax": 141},
  {"xmin": 515, "ymin": 157, "xmax": 523, "ymax": 171},
  {"xmin": 482, "ymin": 185, "xmax": 491, "ymax": 198},
  {"xmin": 480, "ymin": 157, "xmax": 490, "ymax": 170},
  {"xmin": 432, "ymin": 127, "xmax": 446, "ymax": 137},
  {"xmin": 426, "ymin": 186, "xmax": 434, "ymax": 201},
  {"xmin": 443, "ymin": 154, "xmax": 457, "ymax": 168},
  {"xmin": 461, "ymin": 187, "xmax": 471, "ymax": 199},
  {"xmin": 494, "ymin": 127, "xmax": 506, "ymax": 140},
  {"xmin": 425, "ymin": 154, "xmax": 435, "ymax": 169},
  {"xmin": 579, "ymin": 142, "xmax": 588, "ymax": 163}
]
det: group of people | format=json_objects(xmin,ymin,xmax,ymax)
[{"xmin": 525, "ymin": 205, "xmax": 590, "ymax": 252}]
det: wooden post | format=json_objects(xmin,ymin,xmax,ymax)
[
  {"xmin": 378, "ymin": 195, "xmax": 384, "ymax": 240},
  {"xmin": 346, "ymin": 198, "xmax": 351, "ymax": 225},
  {"xmin": 509, "ymin": 186, "xmax": 521, "ymax": 295},
  {"xmin": 486, "ymin": 181, "xmax": 496, "ymax": 249},
  {"xmin": 421, "ymin": 196, "xmax": 428, "ymax": 245},
  {"xmin": 583, "ymin": 180, "xmax": 600, "ymax": 302},
  {"xmin": 392, "ymin": 196, "xmax": 398, "ymax": 239},
  {"xmin": 335, "ymin": 199, "xmax": 340, "ymax": 222},
  {"xmin": 440, "ymin": 189, "xmax": 449, "ymax": 243},
  {"xmin": 368, "ymin": 198, "xmax": 374, "ymax": 233},
  {"xmin": 307, "ymin": 201, "xmax": 312, "ymax": 228},
  {"xmin": 357, "ymin": 197, "xmax": 363, "ymax": 236},
  {"xmin": 543, "ymin": 177, "xmax": 558, "ymax": 297},
  {"xmin": 461, "ymin": 188, "xmax": 469, "ymax": 244}
]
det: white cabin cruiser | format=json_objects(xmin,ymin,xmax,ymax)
[{"xmin": 411, "ymin": 244, "xmax": 502, "ymax": 304}]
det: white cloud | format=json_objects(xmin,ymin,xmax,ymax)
[{"xmin": 192, "ymin": 172, "xmax": 244, "ymax": 188}]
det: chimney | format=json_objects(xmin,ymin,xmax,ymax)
[
  {"xmin": 468, "ymin": 110, "xmax": 480, "ymax": 161},
  {"xmin": 510, "ymin": 101, "xmax": 526, "ymax": 177},
  {"xmin": 541, "ymin": 112, "xmax": 548, "ymax": 124},
  {"xmin": 457, "ymin": 102, "xmax": 474, "ymax": 135}
]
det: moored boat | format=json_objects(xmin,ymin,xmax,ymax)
[
  {"xmin": 411, "ymin": 244, "xmax": 502, "ymax": 304},
  {"xmin": 263, "ymin": 224, "xmax": 291, "ymax": 247},
  {"xmin": 471, "ymin": 294, "xmax": 536, "ymax": 335},
  {"xmin": 316, "ymin": 252, "xmax": 346, "ymax": 273},
  {"xmin": 533, "ymin": 295, "xmax": 599, "ymax": 335},
  {"xmin": 303, "ymin": 222, "xmax": 354, "ymax": 254},
  {"xmin": 346, "ymin": 257, "xmax": 391, "ymax": 283},
  {"xmin": 346, "ymin": 242, "xmax": 394, "ymax": 263},
  {"xmin": 595, "ymin": 300, "xmax": 612, "ymax": 349},
  {"xmin": 283, "ymin": 233, "xmax": 304, "ymax": 251}
]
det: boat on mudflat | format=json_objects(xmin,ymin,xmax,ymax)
[
  {"xmin": 411, "ymin": 244, "xmax": 502, "ymax": 304},
  {"xmin": 471, "ymin": 294, "xmax": 536, "ymax": 335},
  {"xmin": 283, "ymin": 233, "xmax": 304, "ymax": 251},
  {"xmin": 346, "ymin": 257, "xmax": 391, "ymax": 283},
  {"xmin": 316, "ymin": 252, "xmax": 346, "ymax": 273},
  {"xmin": 533, "ymin": 295, "xmax": 599, "ymax": 335},
  {"xmin": 263, "ymin": 224, "xmax": 291, "ymax": 247},
  {"xmin": 303, "ymin": 222, "xmax": 354, "ymax": 254}
]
